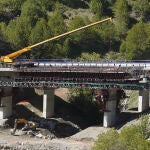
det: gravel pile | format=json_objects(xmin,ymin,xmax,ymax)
[{"xmin": 70, "ymin": 126, "xmax": 109, "ymax": 141}]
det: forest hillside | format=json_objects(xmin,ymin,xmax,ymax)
[{"xmin": 0, "ymin": 0, "xmax": 150, "ymax": 60}]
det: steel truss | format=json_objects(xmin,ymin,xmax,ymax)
[{"xmin": 0, "ymin": 80, "xmax": 146, "ymax": 90}]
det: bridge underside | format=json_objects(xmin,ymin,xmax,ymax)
[
  {"xmin": 0, "ymin": 71, "xmax": 145, "ymax": 89},
  {"xmin": 1, "ymin": 60, "xmax": 149, "ymax": 90}
]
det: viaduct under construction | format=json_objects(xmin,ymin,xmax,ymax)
[{"xmin": 0, "ymin": 18, "xmax": 150, "ymax": 128}]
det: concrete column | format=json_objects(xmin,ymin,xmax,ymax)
[
  {"xmin": 103, "ymin": 89, "xmax": 117, "ymax": 127},
  {"xmin": 42, "ymin": 89, "xmax": 54, "ymax": 118},
  {"xmin": 0, "ymin": 87, "xmax": 12, "ymax": 119},
  {"xmin": 149, "ymin": 91, "xmax": 150, "ymax": 107},
  {"xmin": 0, "ymin": 96, "xmax": 12, "ymax": 119},
  {"xmin": 138, "ymin": 90, "xmax": 149, "ymax": 112}
]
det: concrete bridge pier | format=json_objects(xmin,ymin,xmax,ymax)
[
  {"xmin": 103, "ymin": 89, "xmax": 117, "ymax": 128},
  {"xmin": 0, "ymin": 88, "xmax": 12, "ymax": 120},
  {"xmin": 43, "ymin": 89, "xmax": 54, "ymax": 118},
  {"xmin": 35, "ymin": 88, "xmax": 54, "ymax": 118},
  {"xmin": 138, "ymin": 89, "xmax": 149, "ymax": 112}
]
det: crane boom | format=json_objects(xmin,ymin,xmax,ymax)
[{"xmin": 0, "ymin": 17, "xmax": 112, "ymax": 63}]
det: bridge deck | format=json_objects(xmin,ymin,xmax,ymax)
[{"xmin": 0, "ymin": 60, "xmax": 150, "ymax": 89}]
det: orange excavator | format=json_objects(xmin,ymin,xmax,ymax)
[
  {"xmin": 10, "ymin": 118, "xmax": 38, "ymax": 135},
  {"xmin": 0, "ymin": 17, "xmax": 112, "ymax": 63}
]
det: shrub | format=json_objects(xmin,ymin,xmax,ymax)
[{"xmin": 93, "ymin": 115, "xmax": 150, "ymax": 150}]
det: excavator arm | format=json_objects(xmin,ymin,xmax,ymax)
[
  {"xmin": 0, "ymin": 17, "xmax": 112, "ymax": 63},
  {"xmin": 10, "ymin": 118, "xmax": 38, "ymax": 135},
  {"xmin": 10, "ymin": 118, "xmax": 28, "ymax": 135}
]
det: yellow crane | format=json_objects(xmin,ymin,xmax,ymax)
[{"xmin": 0, "ymin": 17, "xmax": 112, "ymax": 63}]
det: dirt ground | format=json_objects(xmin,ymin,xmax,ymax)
[
  {"xmin": 0, "ymin": 129, "xmax": 94, "ymax": 150},
  {"xmin": 1, "ymin": 110, "xmax": 149, "ymax": 150}
]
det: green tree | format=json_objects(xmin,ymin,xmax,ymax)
[
  {"xmin": 120, "ymin": 22, "xmax": 150, "ymax": 59},
  {"xmin": 68, "ymin": 16, "xmax": 88, "ymax": 43},
  {"xmin": 69, "ymin": 16, "xmax": 87, "ymax": 30},
  {"xmin": 90, "ymin": 0, "xmax": 103, "ymax": 17},
  {"xmin": 58, "ymin": 0, "xmax": 87, "ymax": 8},
  {"xmin": 78, "ymin": 52, "xmax": 101, "ymax": 61},
  {"xmin": 6, "ymin": 16, "xmax": 32, "ymax": 50},
  {"xmin": 120, "ymin": 125, "xmax": 150, "ymax": 150},
  {"xmin": 53, "ymin": 2, "xmax": 67, "ymax": 14},
  {"xmin": 29, "ymin": 18, "xmax": 52, "ymax": 58},
  {"xmin": 0, "ymin": 22, "xmax": 11, "ymax": 55},
  {"xmin": 68, "ymin": 16, "xmax": 107, "ymax": 58},
  {"xmin": 133, "ymin": 0, "xmax": 150, "ymax": 22},
  {"xmin": 93, "ymin": 16, "xmax": 118, "ymax": 52},
  {"xmin": 138, "ymin": 114, "xmax": 150, "ymax": 139},
  {"xmin": 21, "ymin": 0, "xmax": 47, "ymax": 26},
  {"xmin": 104, "ymin": 51, "xmax": 125, "ymax": 60},
  {"xmin": 78, "ymin": 30, "xmax": 103, "ymax": 53},
  {"xmin": 93, "ymin": 115, "xmax": 150, "ymax": 150},
  {"xmin": 107, "ymin": 0, "xmax": 116, "ymax": 5},
  {"xmin": 0, "ymin": 22, "xmax": 6, "ymax": 41},
  {"xmin": 113, "ymin": 0, "xmax": 129, "ymax": 39},
  {"xmin": 62, "ymin": 38, "xmax": 71, "ymax": 58},
  {"xmin": 47, "ymin": 10, "xmax": 68, "ymax": 58},
  {"xmin": 8, "ymin": 0, "xmax": 26, "ymax": 11},
  {"xmin": 93, "ymin": 129, "xmax": 125, "ymax": 150},
  {"xmin": 0, "ymin": 0, "xmax": 26, "ymax": 22},
  {"xmin": 0, "ymin": 0, "xmax": 25, "ymax": 11},
  {"xmin": 61, "ymin": 36, "xmax": 80, "ymax": 59},
  {"xmin": 67, "ymin": 17, "xmax": 88, "ymax": 58},
  {"xmin": 37, "ymin": 0, "xmax": 55, "ymax": 11},
  {"xmin": 48, "ymin": 10, "xmax": 67, "ymax": 36}
]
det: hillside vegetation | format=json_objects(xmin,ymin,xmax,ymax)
[
  {"xmin": 0, "ymin": 0, "xmax": 150, "ymax": 60},
  {"xmin": 93, "ymin": 115, "xmax": 150, "ymax": 150}
]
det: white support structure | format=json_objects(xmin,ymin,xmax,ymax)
[
  {"xmin": 103, "ymin": 89, "xmax": 117, "ymax": 127},
  {"xmin": 0, "ymin": 87, "xmax": 12, "ymax": 119},
  {"xmin": 149, "ymin": 91, "xmax": 150, "ymax": 107},
  {"xmin": 0, "ymin": 96, "xmax": 12, "ymax": 119},
  {"xmin": 42, "ymin": 89, "xmax": 54, "ymax": 118},
  {"xmin": 138, "ymin": 90, "xmax": 149, "ymax": 112}
]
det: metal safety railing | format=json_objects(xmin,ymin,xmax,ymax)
[{"xmin": 13, "ymin": 59, "xmax": 150, "ymax": 74}]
